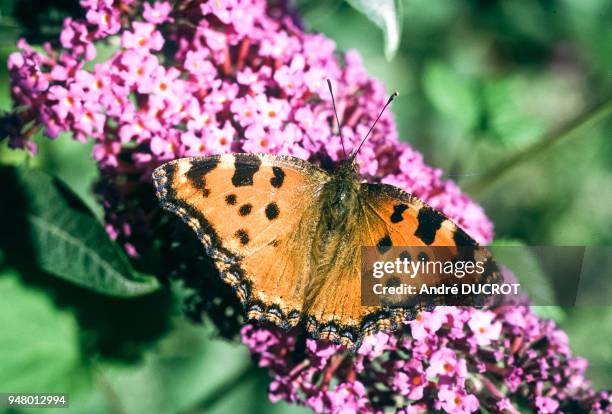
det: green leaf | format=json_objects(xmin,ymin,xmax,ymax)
[
  {"xmin": 345, "ymin": 0, "xmax": 403, "ymax": 60},
  {"xmin": 0, "ymin": 166, "xmax": 159, "ymax": 297},
  {"xmin": 97, "ymin": 320, "xmax": 310, "ymax": 414},
  {"xmin": 0, "ymin": 269, "xmax": 85, "ymax": 393},
  {"xmin": 423, "ymin": 61, "xmax": 479, "ymax": 130},
  {"xmin": 482, "ymin": 77, "xmax": 546, "ymax": 148}
]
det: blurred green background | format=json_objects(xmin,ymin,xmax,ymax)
[{"xmin": 0, "ymin": 0, "xmax": 611, "ymax": 412}]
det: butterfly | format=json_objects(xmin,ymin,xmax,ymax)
[{"xmin": 152, "ymin": 83, "xmax": 500, "ymax": 348}]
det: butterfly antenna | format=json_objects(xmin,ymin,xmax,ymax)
[
  {"xmin": 349, "ymin": 91, "xmax": 399, "ymax": 162},
  {"xmin": 326, "ymin": 79, "xmax": 347, "ymax": 159}
]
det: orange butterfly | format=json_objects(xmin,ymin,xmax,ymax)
[{"xmin": 153, "ymin": 83, "xmax": 500, "ymax": 348}]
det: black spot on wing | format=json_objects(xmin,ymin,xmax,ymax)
[
  {"xmin": 385, "ymin": 276, "xmax": 401, "ymax": 288},
  {"xmin": 186, "ymin": 155, "xmax": 220, "ymax": 197},
  {"xmin": 377, "ymin": 235, "xmax": 392, "ymax": 254},
  {"xmin": 390, "ymin": 203, "xmax": 409, "ymax": 223},
  {"xmin": 453, "ymin": 227, "xmax": 477, "ymax": 246},
  {"xmin": 265, "ymin": 202, "xmax": 279, "ymax": 220},
  {"xmin": 271, "ymin": 167, "xmax": 285, "ymax": 188},
  {"xmin": 235, "ymin": 229, "xmax": 249, "ymax": 245},
  {"xmin": 399, "ymin": 251, "xmax": 411, "ymax": 261},
  {"xmin": 225, "ymin": 194, "xmax": 237, "ymax": 205},
  {"xmin": 232, "ymin": 154, "xmax": 261, "ymax": 186},
  {"xmin": 414, "ymin": 206, "xmax": 445, "ymax": 245},
  {"xmin": 239, "ymin": 203, "xmax": 252, "ymax": 216}
]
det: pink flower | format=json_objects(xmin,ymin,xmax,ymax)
[
  {"xmin": 120, "ymin": 51, "xmax": 159, "ymax": 90},
  {"xmin": 242, "ymin": 124, "xmax": 280, "ymax": 153},
  {"xmin": 260, "ymin": 29, "xmax": 299, "ymax": 58},
  {"xmin": 426, "ymin": 348, "xmax": 467, "ymax": 380},
  {"xmin": 209, "ymin": 121, "xmax": 235, "ymax": 153},
  {"xmin": 358, "ymin": 332, "xmax": 392, "ymax": 358},
  {"xmin": 147, "ymin": 66, "xmax": 182, "ymax": 107},
  {"xmin": 231, "ymin": 95, "xmax": 260, "ymax": 127},
  {"xmin": 48, "ymin": 85, "xmax": 81, "ymax": 121},
  {"xmin": 535, "ymin": 396, "xmax": 559, "ymax": 414},
  {"xmin": 397, "ymin": 404, "xmax": 428, "ymax": 414},
  {"xmin": 496, "ymin": 398, "xmax": 515, "ymax": 412},
  {"xmin": 326, "ymin": 381, "xmax": 370, "ymax": 414},
  {"xmin": 184, "ymin": 50, "xmax": 217, "ymax": 83},
  {"xmin": 467, "ymin": 310, "xmax": 502, "ymax": 346},
  {"xmin": 437, "ymin": 386, "xmax": 479, "ymax": 414},
  {"xmin": 60, "ymin": 18, "xmax": 96, "ymax": 59},
  {"xmin": 74, "ymin": 102, "xmax": 106, "ymax": 139},
  {"xmin": 86, "ymin": 7, "xmax": 120, "ymax": 36},
  {"xmin": 93, "ymin": 140, "xmax": 121, "ymax": 167},
  {"xmin": 181, "ymin": 131, "xmax": 207, "ymax": 156},
  {"xmin": 409, "ymin": 309, "xmax": 445, "ymax": 340},
  {"xmin": 150, "ymin": 131, "xmax": 181, "ymax": 161},
  {"xmin": 392, "ymin": 360, "xmax": 427, "ymax": 400},
  {"xmin": 74, "ymin": 69, "xmax": 108, "ymax": 100},
  {"xmin": 143, "ymin": 1, "xmax": 173, "ymax": 24},
  {"xmin": 200, "ymin": 0, "xmax": 234, "ymax": 24},
  {"xmin": 258, "ymin": 97, "xmax": 290, "ymax": 128},
  {"xmin": 274, "ymin": 55, "xmax": 306, "ymax": 95},
  {"xmin": 121, "ymin": 22, "xmax": 164, "ymax": 51}
]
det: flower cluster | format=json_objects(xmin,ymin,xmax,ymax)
[
  {"xmin": 4, "ymin": 0, "xmax": 492, "ymax": 255},
  {"xmin": 3, "ymin": 1, "xmax": 610, "ymax": 414},
  {"xmin": 242, "ymin": 307, "xmax": 611, "ymax": 413}
]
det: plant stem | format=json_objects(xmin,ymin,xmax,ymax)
[
  {"xmin": 465, "ymin": 94, "xmax": 612, "ymax": 195},
  {"xmin": 181, "ymin": 363, "xmax": 259, "ymax": 414}
]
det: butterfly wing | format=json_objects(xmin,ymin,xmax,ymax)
[
  {"xmin": 360, "ymin": 183, "xmax": 479, "ymax": 247},
  {"xmin": 360, "ymin": 182, "xmax": 500, "ymax": 292},
  {"xmin": 153, "ymin": 153, "xmax": 330, "ymax": 328},
  {"xmin": 303, "ymin": 183, "xmax": 500, "ymax": 347}
]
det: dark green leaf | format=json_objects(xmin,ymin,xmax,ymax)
[
  {"xmin": 0, "ymin": 166, "xmax": 159, "ymax": 297},
  {"xmin": 345, "ymin": 0, "xmax": 403, "ymax": 59}
]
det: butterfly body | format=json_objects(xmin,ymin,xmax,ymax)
[
  {"xmin": 153, "ymin": 153, "xmax": 499, "ymax": 348},
  {"xmin": 318, "ymin": 162, "xmax": 361, "ymax": 227}
]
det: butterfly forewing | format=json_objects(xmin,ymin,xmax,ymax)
[{"xmin": 153, "ymin": 153, "xmax": 330, "ymax": 328}]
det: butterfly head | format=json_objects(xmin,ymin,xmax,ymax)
[
  {"xmin": 336, "ymin": 157, "xmax": 361, "ymax": 184},
  {"xmin": 326, "ymin": 79, "xmax": 398, "ymax": 169}
]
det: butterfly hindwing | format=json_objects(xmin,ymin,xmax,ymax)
[{"xmin": 153, "ymin": 153, "xmax": 331, "ymax": 328}]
